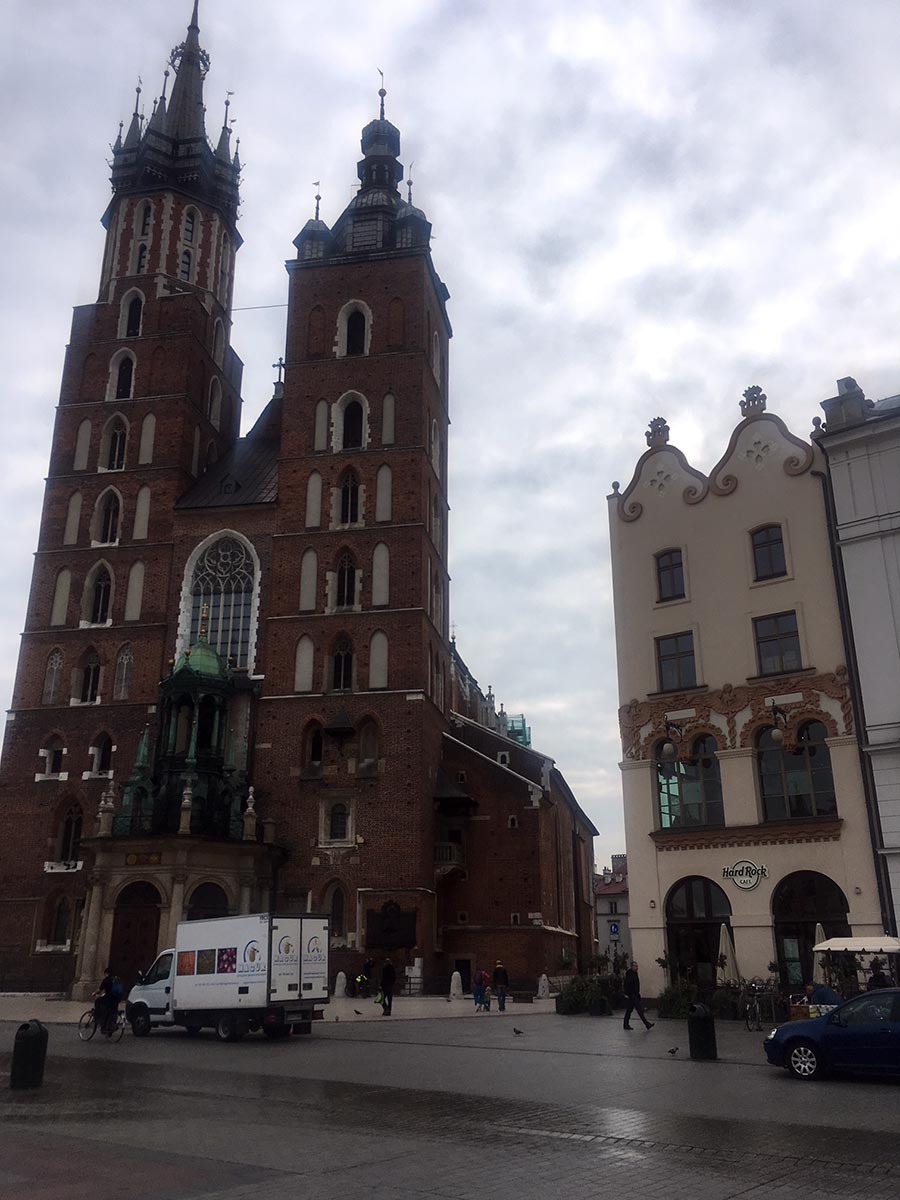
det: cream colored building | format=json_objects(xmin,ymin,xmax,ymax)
[{"xmin": 608, "ymin": 388, "xmax": 884, "ymax": 998}]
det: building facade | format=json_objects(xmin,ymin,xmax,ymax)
[
  {"xmin": 817, "ymin": 377, "xmax": 900, "ymax": 931},
  {"xmin": 0, "ymin": 4, "xmax": 595, "ymax": 998},
  {"xmin": 594, "ymin": 855, "xmax": 630, "ymax": 966},
  {"xmin": 608, "ymin": 389, "xmax": 885, "ymax": 998}
]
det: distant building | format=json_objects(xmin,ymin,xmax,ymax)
[
  {"xmin": 594, "ymin": 854, "xmax": 630, "ymax": 964},
  {"xmin": 817, "ymin": 377, "xmax": 900, "ymax": 933},
  {"xmin": 607, "ymin": 390, "xmax": 884, "ymax": 997}
]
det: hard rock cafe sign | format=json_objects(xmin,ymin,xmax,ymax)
[{"xmin": 722, "ymin": 860, "xmax": 768, "ymax": 890}]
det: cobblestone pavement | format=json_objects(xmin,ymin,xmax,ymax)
[{"xmin": 3, "ymin": 1015, "xmax": 900, "ymax": 1199}]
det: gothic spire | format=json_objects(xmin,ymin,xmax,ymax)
[
  {"xmin": 166, "ymin": 0, "xmax": 209, "ymax": 143},
  {"xmin": 122, "ymin": 81, "xmax": 143, "ymax": 149},
  {"xmin": 216, "ymin": 95, "xmax": 233, "ymax": 162}
]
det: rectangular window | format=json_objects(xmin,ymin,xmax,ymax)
[
  {"xmin": 751, "ymin": 526, "xmax": 787, "ymax": 581},
  {"xmin": 754, "ymin": 611, "xmax": 802, "ymax": 676},
  {"xmin": 655, "ymin": 631, "xmax": 696, "ymax": 692},
  {"xmin": 609, "ymin": 901, "xmax": 618, "ymax": 915},
  {"xmin": 655, "ymin": 549, "xmax": 685, "ymax": 602}
]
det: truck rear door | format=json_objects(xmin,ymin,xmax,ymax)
[
  {"xmin": 269, "ymin": 918, "xmax": 302, "ymax": 1004},
  {"xmin": 300, "ymin": 917, "xmax": 329, "ymax": 1002}
]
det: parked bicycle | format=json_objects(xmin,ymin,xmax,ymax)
[
  {"xmin": 744, "ymin": 979, "xmax": 771, "ymax": 1031},
  {"xmin": 78, "ymin": 1006, "xmax": 126, "ymax": 1042}
]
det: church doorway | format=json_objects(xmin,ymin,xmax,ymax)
[
  {"xmin": 109, "ymin": 881, "xmax": 161, "ymax": 986},
  {"xmin": 772, "ymin": 871, "xmax": 850, "ymax": 989}
]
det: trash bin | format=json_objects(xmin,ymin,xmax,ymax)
[
  {"xmin": 10, "ymin": 1019, "xmax": 49, "ymax": 1089},
  {"xmin": 686, "ymin": 1003, "xmax": 717, "ymax": 1061}
]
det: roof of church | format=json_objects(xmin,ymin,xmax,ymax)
[{"xmin": 176, "ymin": 436, "xmax": 278, "ymax": 509}]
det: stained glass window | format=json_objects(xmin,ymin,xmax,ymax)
[{"xmin": 189, "ymin": 537, "xmax": 255, "ymax": 668}]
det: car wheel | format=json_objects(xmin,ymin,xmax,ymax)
[
  {"xmin": 787, "ymin": 1039, "xmax": 822, "ymax": 1080},
  {"xmin": 130, "ymin": 1008, "xmax": 152, "ymax": 1038}
]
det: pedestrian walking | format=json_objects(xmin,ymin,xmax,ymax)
[
  {"xmin": 380, "ymin": 958, "xmax": 396, "ymax": 1016},
  {"xmin": 472, "ymin": 967, "xmax": 487, "ymax": 1011},
  {"xmin": 623, "ymin": 961, "xmax": 654, "ymax": 1030},
  {"xmin": 492, "ymin": 960, "xmax": 509, "ymax": 1012}
]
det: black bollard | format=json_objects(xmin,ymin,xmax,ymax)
[{"xmin": 10, "ymin": 1019, "xmax": 49, "ymax": 1089}]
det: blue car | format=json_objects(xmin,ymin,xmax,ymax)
[{"xmin": 764, "ymin": 989, "xmax": 900, "ymax": 1080}]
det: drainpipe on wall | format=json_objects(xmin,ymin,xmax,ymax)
[{"xmin": 812, "ymin": 464, "xmax": 896, "ymax": 935}]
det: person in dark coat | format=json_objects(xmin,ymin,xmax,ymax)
[
  {"xmin": 623, "ymin": 961, "xmax": 654, "ymax": 1030},
  {"xmin": 492, "ymin": 961, "xmax": 509, "ymax": 1012},
  {"xmin": 867, "ymin": 958, "xmax": 890, "ymax": 990},
  {"xmin": 380, "ymin": 958, "xmax": 397, "ymax": 1015}
]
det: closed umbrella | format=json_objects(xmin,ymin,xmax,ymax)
[
  {"xmin": 812, "ymin": 923, "xmax": 827, "ymax": 985},
  {"xmin": 718, "ymin": 923, "xmax": 740, "ymax": 986}
]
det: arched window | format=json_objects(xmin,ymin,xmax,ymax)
[
  {"xmin": 105, "ymin": 419, "xmax": 127, "ymax": 470},
  {"xmin": 208, "ymin": 379, "xmax": 222, "ymax": 430},
  {"xmin": 432, "ymin": 330, "xmax": 441, "ymax": 379},
  {"xmin": 346, "ymin": 310, "xmax": 366, "ymax": 356},
  {"xmin": 140, "ymin": 203, "xmax": 152, "ymax": 238},
  {"xmin": 80, "ymin": 651, "xmax": 101, "ymax": 702},
  {"xmin": 64, "ymin": 491, "xmax": 82, "ymax": 546},
  {"xmin": 431, "ymin": 419, "xmax": 441, "ymax": 479},
  {"xmin": 304, "ymin": 722, "xmax": 324, "ymax": 770},
  {"xmin": 306, "ymin": 472, "xmax": 323, "ymax": 528},
  {"xmin": 329, "ymin": 886, "xmax": 346, "ymax": 937},
  {"xmin": 372, "ymin": 543, "xmax": 390, "ymax": 607},
  {"xmin": 204, "ymin": 442, "xmax": 218, "ymax": 471},
  {"xmin": 213, "ymin": 321, "xmax": 225, "ymax": 366},
  {"xmin": 93, "ymin": 733, "xmax": 113, "ymax": 775},
  {"xmin": 74, "ymin": 420, "xmax": 92, "ymax": 471},
  {"xmin": 115, "ymin": 356, "xmax": 134, "ymax": 400},
  {"xmin": 125, "ymin": 561, "xmax": 144, "ymax": 621},
  {"xmin": 179, "ymin": 249, "xmax": 192, "ymax": 282},
  {"xmin": 42, "ymin": 650, "xmax": 64, "ymax": 704},
  {"xmin": 58, "ymin": 805, "xmax": 82, "ymax": 862},
  {"xmin": 773, "ymin": 871, "xmax": 850, "ymax": 987},
  {"xmin": 97, "ymin": 491, "xmax": 120, "ymax": 544},
  {"xmin": 89, "ymin": 568, "xmax": 112, "ymax": 624},
  {"xmin": 132, "ymin": 486, "xmax": 151, "ymax": 539},
  {"xmin": 340, "ymin": 471, "xmax": 359, "ymax": 525},
  {"xmin": 218, "ymin": 238, "xmax": 230, "ymax": 297},
  {"xmin": 336, "ymin": 554, "xmax": 356, "ymax": 608},
  {"xmin": 125, "ymin": 296, "xmax": 143, "ymax": 338},
  {"xmin": 294, "ymin": 635, "xmax": 314, "ymax": 692},
  {"xmin": 49, "ymin": 896, "xmax": 71, "ymax": 945},
  {"xmin": 191, "ymin": 426, "xmax": 201, "ymax": 476},
  {"xmin": 138, "ymin": 414, "xmax": 155, "ymax": 464},
  {"xmin": 382, "ymin": 392, "xmax": 395, "ymax": 444},
  {"xmin": 113, "ymin": 644, "xmax": 133, "ymax": 701},
  {"xmin": 375, "ymin": 464, "xmax": 392, "ymax": 521},
  {"xmin": 358, "ymin": 719, "xmax": 379, "ymax": 765},
  {"xmin": 665, "ymin": 876, "xmax": 732, "ymax": 985},
  {"xmin": 329, "ymin": 804, "xmax": 349, "ymax": 841},
  {"xmin": 432, "ymin": 496, "xmax": 441, "ymax": 551},
  {"xmin": 189, "ymin": 536, "xmax": 256, "ymax": 667},
  {"xmin": 314, "ymin": 399, "xmax": 328, "ymax": 451},
  {"xmin": 331, "ymin": 637, "xmax": 353, "ymax": 692},
  {"xmin": 656, "ymin": 735, "xmax": 723, "ymax": 829},
  {"xmin": 343, "ymin": 400, "xmax": 363, "ymax": 449},
  {"xmin": 135, "ymin": 242, "xmax": 148, "ymax": 273},
  {"xmin": 187, "ymin": 882, "xmax": 229, "ymax": 921},
  {"xmin": 50, "ymin": 569, "xmax": 71, "ymax": 626},
  {"xmin": 369, "ymin": 631, "xmax": 388, "ymax": 689},
  {"xmin": 183, "ymin": 208, "xmax": 196, "ymax": 244},
  {"xmin": 299, "ymin": 548, "xmax": 318, "ymax": 612},
  {"xmin": 756, "ymin": 720, "xmax": 836, "ymax": 821}
]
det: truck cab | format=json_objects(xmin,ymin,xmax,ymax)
[{"xmin": 126, "ymin": 950, "xmax": 177, "ymax": 1037}]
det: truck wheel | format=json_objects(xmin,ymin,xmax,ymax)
[
  {"xmin": 130, "ymin": 1009, "xmax": 152, "ymax": 1038},
  {"xmin": 215, "ymin": 1014, "xmax": 242, "ymax": 1042}
]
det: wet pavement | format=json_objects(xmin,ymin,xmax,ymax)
[{"xmin": 3, "ymin": 1014, "xmax": 900, "ymax": 1198}]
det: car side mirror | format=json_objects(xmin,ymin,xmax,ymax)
[
  {"xmin": 827, "ymin": 1012, "xmax": 844, "ymax": 1027},
  {"xmin": 136, "ymin": 970, "xmax": 144, "ymax": 984}
]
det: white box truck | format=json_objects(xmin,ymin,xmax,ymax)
[{"xmin": 125, "ymin": 913, "xmax": 330, "ymax": 1041}]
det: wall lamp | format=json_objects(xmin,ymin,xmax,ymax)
[
  {"xmin": 768, "ymin": 703, "xmax": 789, "ymax": 745},
  {"xmin": 660, "ymin": 721, "xmax": 683, "ymax": 761}
]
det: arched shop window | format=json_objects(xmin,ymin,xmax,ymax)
[
  {"xmin": 665, "ymin": 875, "xmax": 732, "ymax": 988},
  {"xmin": 773, "ymin": 871, "xmax": 850, "ymax": 990}
]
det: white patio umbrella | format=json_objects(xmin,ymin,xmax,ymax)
[
  {"xmin": 718, "ymin": 923, "xmax": 740, "ymax": 985},
  {"xmin": 812, "ymin": 923, "xmax": 827, "ymax": 985}
]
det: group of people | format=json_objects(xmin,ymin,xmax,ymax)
[
  {"xmin": 472, "ymin": 961, "xmax": 510, "ymax": 1012},
  {"xmin": 804, "ymin": 956, "xmax": 893, "ymax": 1006},
  {"xmin": 352, "ymin": 957, "xmax": 397, "ymax": 1015}
]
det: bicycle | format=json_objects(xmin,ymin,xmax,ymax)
[
  {"xmin": 744, "ymin": 980, "xmax": 769, "ymax": 1032},
  {"xmin": 78, "ymin": 1006, "xmax": 126, "ymax": 1043}
]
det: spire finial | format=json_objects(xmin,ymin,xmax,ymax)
[
  {"xmin": 313, "ymin": 181, "xmax": 321, "ymax": 220},
  {"xmin": 133, "ymin": 78, "xmax": 142, "ymax": 116},
  {"xmin": 407, "ymin": 160, "xmax": 414, "ymax": 205},
  {"xmin": 272, "ymin": 357, "xmax": 285, "ymax": 384},
  {"xmin": 377, "ymin": 68, "xmax": 386, "ymax": 119},
  {"xmin": 162, "ymin": 68, "xmax": 169, "ymax": 100},
  {"xmin": 190, "ymin": 0, "xmax": 200, "ymax": 30}
]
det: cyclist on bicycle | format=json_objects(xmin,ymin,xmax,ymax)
[{"xmin": 92, "ymin": 966, "xmax": 123, "ymax": 1035}]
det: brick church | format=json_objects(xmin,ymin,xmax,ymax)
[{"xmin": 0, "ymin": 3, "xmax": 596, "ymax": 1000}]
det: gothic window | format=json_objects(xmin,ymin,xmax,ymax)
[
  {"xmin": 336, "ymin": 554, "xmax": 356, "ymax": 608},
  {"xmin": 213, "ymin": 321, "xmax": 225, "ymax": 367},
  {"xmin": 49, "ymin": 897, "xmax": 71, "ymax": 945},
  {"xmin": 304, "ymin": 722, "xmax": 324, "ymax": 771},
  {"xmin": 125, "ymin": 561, "xmax": 144, "ymax": 621},
  {"xmin": 372, "ymin": 543, "xmax": 389, "ymax": 607},
  {"xmin": 132, "ymin": 486, "xmax": 151, "ymax": 539},
  {"xmin": 346, "ymin": 310, "xmax": 366, "ymax": 356},
  {"xmin": 369, "ymin": 631, "xmax": 388, "ymax": 689},
  {"xmin": 113, "ymin": 645, "xmax": 133, "ymax": 701},
  {"xmin": 375, "ymin": 464, "xmax": 392, "ymax": 521},
  {"xmin": 757, "ymin": 720, "xmax": 836, "ymax": 821},
  {"xmin": 80, "ymin": 651, "xmax": 101, "ymax": 702},
  {"xmin": 50, "ymin": 569, "xmax": 71, "ymax": 626},
  {"xmin": 189, "ymin": 536, "xmax": 256, "ymax": 668},
  {"xmin": 431, "ymin": 419, "xmax": 441, "ymax": 479},
  {"xmin": 106, "ymin": 419, "xmax": 127, "ymax": 470},
  {"xmin": 432, "ymin": 496, "xmax": 441, "ymax": 551},
  {"xmin": 340, "ymin": 471, "xmax": 359, "ymax": 525},
  {"xmin": 382, "ymin": 392, "xmax": 395, "ymax": 444},
  {"xmin": 343, "ymin": 400, "xmax": 363, "ymax": 448},
  {"xmin": 299, "ymin": 548, "xmax": 318, "ymax": 612},
  {"xmin": 329, "ymin": 886, "xmax": 346, "ymax": 938},
  {"xmin": 140, "ymin": 203, "xmax": 152, "ymax": 237},
  {"xmin": 93, "ymin": 733, "xmax": 113, "ymax": 775},
  {"xmin": 306, "ymin": 472, "xmax": 323, "ymax": 527},
  {"xmin": 432, "ymin": 331, "xmax": 441, "ymax": 379},
  {"xmin": 294, "ymin": 636, "xmax": 314, "ymax": 692},
  {"xmin": 218, "ymin": 238, "xmax": 230, "ymax": 297},
  {"xmin": 89, "ymin": 569, "xmax": 112, "ymax": 625},
  {"xmin": 314, "ymin": 400, "xmax": 328, "ymax": 451},
  {"xmin": 136, "ymin": 243, "xmax": 148, "ymax": 274},
  {"xmin": 179, "ymin": 249, "xmax": 192, "ymax": 282},
  {"xmin": 44, "ymin": 737, "xmax": 64, "ymax": 777},
  {"xmin": 74, "ymin": 420, "xmax": 92, "ymax": 471},
  {"xmin": 183, "ymin": 208, "xmax": 196, "ymax": 244},
  {"xmin": 43, "ymin": 650, "xmax": 64, "ymax": 704},
  {"xmin": 329, "ymin": 804, "xmax": 349, "ymax": 841},
  {"xmin": 64, "ymin": 492, "xmax": 82, "ymax": 546},
  {"xmin": 138, "ymin": 414, "xmax": 155, "ymax": 465},
  {"xmin": 97, "ymin": 492, "xmax": 120, "ymax": 544},
  {"xmin": 331, "ymin": 637, "xmax": 353, "ymax": 692},
  {"xmin": 125, "ymin": 296, "xmax": 142, "ymax": 338},
  {"xmin": 358, "ymin": 719, "xmax": 379, "ymax": 765},
  {"xmin": 656, "ymin": 735, "xmax": 724, "ymax": 829},
  {"xmin": 58, "ymin": 805, "xmax": 82, "ymax": 861},
  {"xmin": 115, "ymin": 356, "xmax": 134, "ymax": 400}
]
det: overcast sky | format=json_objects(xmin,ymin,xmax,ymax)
[{"xmin": 3, "ymin": 0, "xmax": 900, "ymax": 863}]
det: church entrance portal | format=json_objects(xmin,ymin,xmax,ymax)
[{"xmin": 109, "ymin": 881, "xmax": 161, "ymax": 986}]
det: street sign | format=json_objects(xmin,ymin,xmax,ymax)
[{"xmin": 609, "ymin": 922, "xmax": 620, "ymax": 937}]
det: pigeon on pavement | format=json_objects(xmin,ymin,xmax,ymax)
[
  {"xmin": 668, "ymin": 1047, "xmax": 678, "ymax": 1055},
  {"xmin": 354, "ymin": 1010, "xmax": 363, "ymax": 1016},
  {"xmin": 513, "ymin": 1027, "xmax": 524, "ymax": 1036}
]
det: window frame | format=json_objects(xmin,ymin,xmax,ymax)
[
  {"xmin": 756, "ymin": 720, "xmax": 837, "ymax": 821},
  {"xmin": 751, "ymin": 524, "xmax": 788, "ymax": 582},
  {"xmin": 753, "ymin": 610, "xmax": 802, "ymax": 677},
  {"xmin": 654, "ymin": 631, "xmax": 697, "ymax": 693},
  {"xmin": 655, "ymin": 548, "xmax": 685, "ymax": 603},
  {"xmin": 656, "ymin": 734, "xmax": 724, "ymax": 830}
]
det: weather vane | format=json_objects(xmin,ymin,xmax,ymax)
[
  {"xmin": 377, "ymin": 68, "xmax": 386, "ymax": 119},
  {"xmin": 313, "ymin": 181, "xmax": 321, "ymax": 220}
]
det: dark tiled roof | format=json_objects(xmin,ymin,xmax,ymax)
[{"xmin": 176, "ymin": 438, "xmax": 278, "ymax": 509}]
